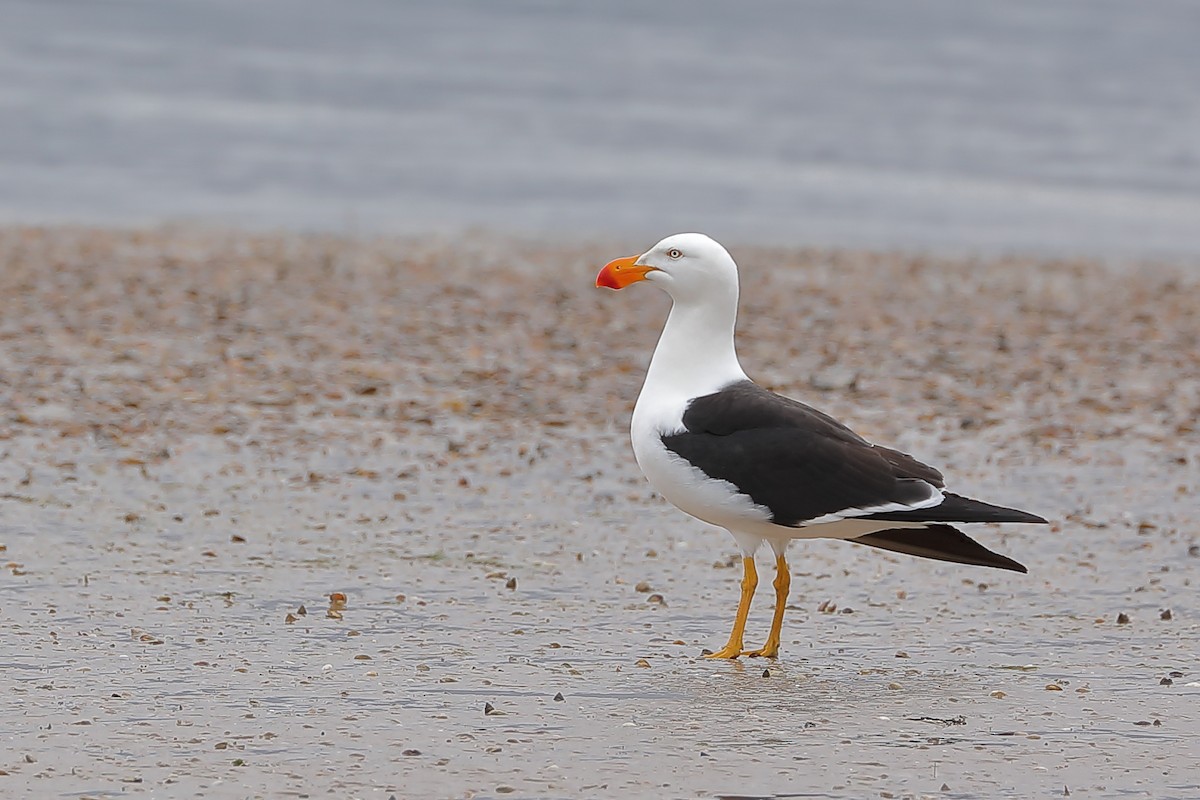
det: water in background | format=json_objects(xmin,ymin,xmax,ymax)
[{"xmin": 2, "ymin": 0, "xmax": 1198, "ymax": 257}]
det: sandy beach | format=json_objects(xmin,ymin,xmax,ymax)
[{"xmin": 1, "ymin": 226, "xmax": 1197, "ymax": 798}]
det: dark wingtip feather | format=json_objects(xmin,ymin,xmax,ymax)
[
  {"xmin": 941, "ymin": 492, "xmax": 1048, "ymax": 525},
  {"xmin": 853, "ymin": 524, "xmax": 1028, "ymax": 573},
  {"xmin": 865, "ymin": 492, "xmax": 1049, "ymax": 525}
]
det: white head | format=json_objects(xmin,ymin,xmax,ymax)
[{"xmin": 595, "ymin": 233, "xmax": 740, "ymax": 306}]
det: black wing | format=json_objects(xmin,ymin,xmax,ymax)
[
  {"xmin": 864, "ymin": 491, "xmax": 1046, "ymax": 524},
  {"xmin": 852, "ymin": 525, "xmax": 1028, "ymax": 572},
  {"xmin": 662, "ymin": 381, "xmax": 1045, "ymax": 528},
  {"xmin": 661, "ymin": 381, "xmax": 946, "ymax": 526}
]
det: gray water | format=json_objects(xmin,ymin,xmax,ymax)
[{"xmin": 3, "ymin": 0, "xmax": 1200, "ymax": 255}]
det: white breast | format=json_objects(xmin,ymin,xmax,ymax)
[{"xmin": 630, "ymin": 400, "xmax": 776, "ymax": 535}]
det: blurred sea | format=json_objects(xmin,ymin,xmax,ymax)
[{"xmin": 2, "ymin": 0, "xmax": 1198, "ymax": 257}]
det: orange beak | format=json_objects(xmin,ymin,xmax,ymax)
[{"xmin": 596, "ymin": 255, "xmax": 654, "ymax": 290}]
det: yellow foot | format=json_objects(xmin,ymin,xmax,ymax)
[
  {"xmin": 741, "ymin": 643, "xmax": 779, "ymax": 659},
  {"xmin": 703, "ymin": 644, "xmax": 744, "ymax": 659}
]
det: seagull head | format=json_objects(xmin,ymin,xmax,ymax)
[{"xmin": 596, "ymin": 233, "xmax": 739, "ymax": 305}]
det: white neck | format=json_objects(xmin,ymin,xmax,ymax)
[{"xmin": 640, "ymin": 294, "xmax": 747, "ymax": 406}]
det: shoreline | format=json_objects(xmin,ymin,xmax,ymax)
[{"xmin": 1, "ymin": 224, "xmax": 1196, "ymax": 797}]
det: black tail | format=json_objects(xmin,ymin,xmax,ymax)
[
  {"xmin": 852, "ymin": 524, "xmax": 1028, "ymax": 573},
  {"xmin": 864, "ymin": 492, "xmax": 1048, "ymax": 525}
]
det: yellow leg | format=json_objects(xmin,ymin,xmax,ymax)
[
  {"xmin": 704, "ymin": 556, "xmax": 758, "ymax": 659},
  {"xmin": 745, "ymin": 553, "xmax": 790, "ymax": 659}
]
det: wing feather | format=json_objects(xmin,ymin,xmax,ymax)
[{"xmin": 662, "ymin": 381, "xmax": 945, "ymax": 526}]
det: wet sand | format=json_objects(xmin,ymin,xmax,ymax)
[{"xmin": 1, "ymin": 226, "xmax": 1197, "ymax": 799}]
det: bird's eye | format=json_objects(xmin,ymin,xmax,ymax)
[{"xmin": 667, "ymin": 248, "xmax": 682, "ymax": 259}]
